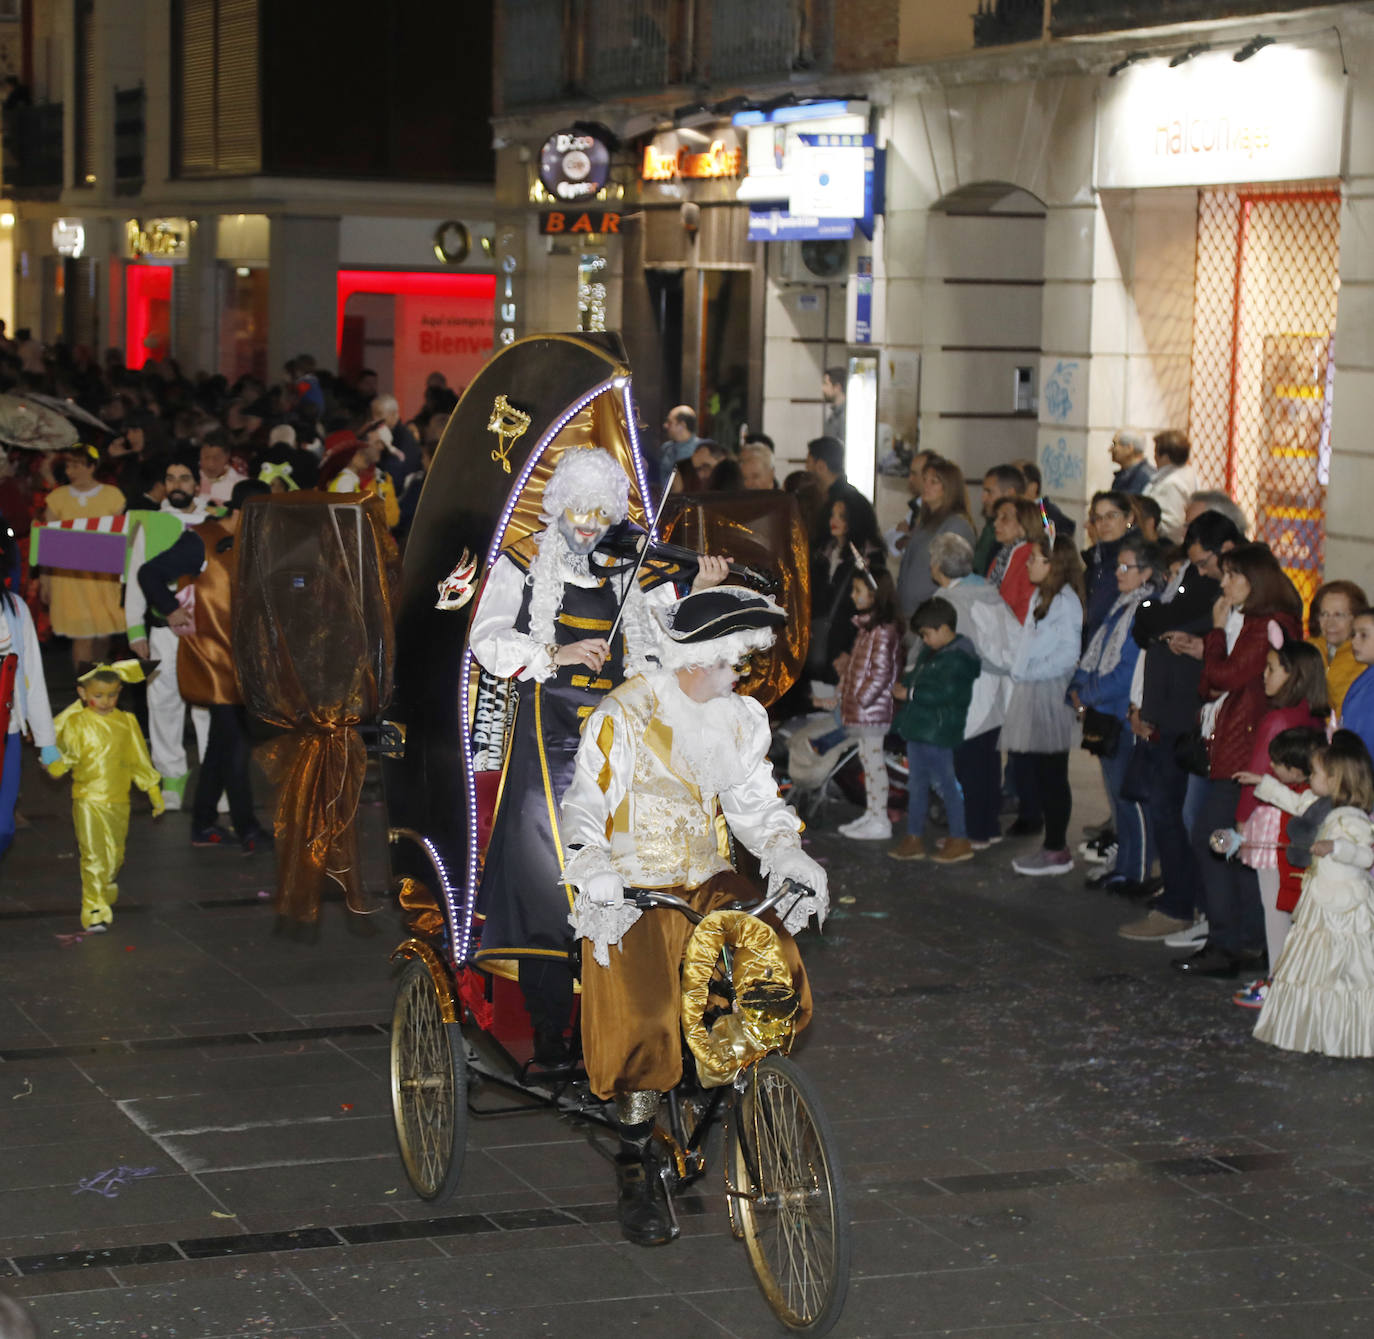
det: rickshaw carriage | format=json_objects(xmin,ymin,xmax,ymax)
[{"xmin": 246, "ymin": 332, "xmax": 850, "ymax": 1334}]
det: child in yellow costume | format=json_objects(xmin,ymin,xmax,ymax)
[{"xmin": 47, "ymin": 660, "xmax": 163, "ymax": 931}]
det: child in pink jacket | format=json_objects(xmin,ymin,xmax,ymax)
[{"xmin": 808, "ymin": 568, "xmax": 903, "ymax": 840}]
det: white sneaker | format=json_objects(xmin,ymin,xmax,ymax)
[
  {"xmin": 1163, "ymin": 915, "xmax": 1209, "ymax": 949},
  {"xmin": 839, "ymin": 813, "xmax": 892, "ymax": 840}
]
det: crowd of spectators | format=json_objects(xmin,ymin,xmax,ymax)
[
  {"xmin": 0, "ymin": 341, "xmax": 459, "ymax": 854},
  {"xmin": 787, "ymin": 424, "xmax": 1374, "ymax": 1054},
  {"xmin": 7, "ymin": 341, "xmax": 1374, "ymax": 1056}
]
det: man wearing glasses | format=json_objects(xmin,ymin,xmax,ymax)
[{"xmin": 1108, "ymin": 430, "xmax": 1156, "ymax": 495}]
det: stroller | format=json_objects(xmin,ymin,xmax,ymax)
[{"xmin": 776, "ymin": 714, "xmax": 910, "ymax": 828}]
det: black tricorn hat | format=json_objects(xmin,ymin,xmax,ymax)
[{"xmin": 657, "ymin": 584, "xmax": 786, "ymax": 654}]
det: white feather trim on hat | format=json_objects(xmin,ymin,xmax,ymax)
[{"xmin": 653, "ymin": 624, "xmax": 777, "ymax": 672}]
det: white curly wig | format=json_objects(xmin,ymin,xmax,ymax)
[
  {"xmin": 538, "ymin": 446, "xmax": 630, "ymax": 527},
  {"xmin": 525, "ymin": 445, "xmax": 634, "ymax": 651}
]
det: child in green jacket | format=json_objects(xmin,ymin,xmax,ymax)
[{"xmin": 889, "ymin": 597, "xmax": 981, "ymax": 864}]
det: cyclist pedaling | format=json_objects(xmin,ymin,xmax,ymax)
[{"xmin": 560, "ymin": 585, "xmax": 829, "ymax": 1246}]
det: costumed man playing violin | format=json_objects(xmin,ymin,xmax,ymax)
[
  {"xmin": 468, "ymin": 446, "xmax": 729, "ymax": 1062},
  {"xmin": 560, "ymin": 585, "xmax": 828, "ymax": 1246}
]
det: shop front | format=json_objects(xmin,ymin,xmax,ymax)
[
  {"xmin": 335, "ymin": 215, "xmax": 495, "ymax": 414},
  {"xmin": 122, "ymin": 217, "xmax": 188, "ymax": 369},
  {"xmin": 1094, "ymin": 39, "xmax": 1347, "ymax": 600}
]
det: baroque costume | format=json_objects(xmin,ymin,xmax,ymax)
[
  {"xmin": 557, "ymin": 585, "xmax": 827, "ymax": 1246},
  {"xmin": 466, "ymin": 448, "xmax": 678, "ymax": 1038}
]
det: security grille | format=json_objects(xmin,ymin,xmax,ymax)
[{"xmin": 1189, "ymin": 183, "xmax": 1341, "ymax": 605}]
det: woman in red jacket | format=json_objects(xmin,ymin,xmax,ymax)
[{"xmin": 1173, "ymin": 543, "xmax": 1302, "ymax": 977}]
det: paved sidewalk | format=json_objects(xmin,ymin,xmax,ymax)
[{"xmin": 4, "ymin": 742, "xmax": 1374, "ymax": 1338}]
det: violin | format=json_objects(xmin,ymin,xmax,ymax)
[{"xmin": 596, "ymin": 522, "xmax": 778, "ymax": 591}]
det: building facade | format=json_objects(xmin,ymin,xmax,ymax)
[
  {"xmin": 493, "ymin": 0, "xmax": 1369, "ymax": 590},
  {"xmin": 2, "ymin": 0, "xmax": 496, "ymax": 413}
]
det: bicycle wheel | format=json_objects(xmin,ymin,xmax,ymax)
[
  {"xmin": 729, "ymin": 1055, "xmax": 851, "ymax": 1335},
  {"xmin": 390, "ymin": 956, "xmax": 467, "ymax": 1202}
]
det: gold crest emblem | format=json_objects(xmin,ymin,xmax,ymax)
[{"xmin": 487, "ymin": 395, "xmax": 531, "ymax": 474}]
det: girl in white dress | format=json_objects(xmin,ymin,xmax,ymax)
[{"xmin": 1254, "ymin": 730, "xmax": 1374, "ymax": 1057}]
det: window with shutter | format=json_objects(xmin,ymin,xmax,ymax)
[
  {"xmin": 173, "ymin": 0, "xmax": 260, "ymax": 177},
  {"xmin": 73, "ymin": 0, "xmax": 95, "ymax": 185},
  {"xmin": 215, "ymin": 0, "xmax": 260, "ymax": 174}
]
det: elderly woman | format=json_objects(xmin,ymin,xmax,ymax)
[{"xmin": 930, "ymin": 531, "xmax": 1018, "ymax": 848}]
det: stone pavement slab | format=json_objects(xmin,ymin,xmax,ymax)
[{"xmin": 4, "ymin": 739, "xmax": 1374, "ymax": 1337}]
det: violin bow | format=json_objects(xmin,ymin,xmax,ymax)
[{"xmin": 604, "ymin": 472, "xmax": 679, "ymax": 646}]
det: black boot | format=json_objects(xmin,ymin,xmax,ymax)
[{"xmin": 614, "ymin": 1149, "xmax": 676, "ymax": 1247}]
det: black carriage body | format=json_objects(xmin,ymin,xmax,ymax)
[{"xmin": 384, "ymin": 332, "xmax": 650, "ymax": 962}]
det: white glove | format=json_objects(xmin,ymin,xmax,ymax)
[
  {"xmin": 763, "ymin": 846, "xmax": 830, "ymax": 935},
  {"xmin": 586, "ymin": 871, "xmax": 625, "ymax": 907}
]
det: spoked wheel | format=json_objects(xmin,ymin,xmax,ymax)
[
  {"xmin": 729, "ymin": 1055, "xmax": 851, "ymax": 1335},
  {"xmin": 390, "ymin": 956, "xmax": 467, "ymax": 1202}
]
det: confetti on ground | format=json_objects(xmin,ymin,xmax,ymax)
[
  {"xmin": 340, "ymin": 1103, "xmax": 354, "ymax": 1111},
  {"xmin": 55, "ymin": 933, "xmax": 85, "ymax": 948},
  {"xmin": 210, "ymin": 1210, "xmax": 237, "ymax": 1219},
  {"xmin": 74, "ymin": 1165, "xmax": 158, "ymax": 1199},
  {"xmin": 11, "ymin": 1079, "xmax": 33, "ymax": 1100},
  {"xmin": 257, "ymin": 890, "xmax": 272, "ymax": 899},
  {"xmin": 838, "ymin": 895, "xmax": 857, "ymax": 904}
]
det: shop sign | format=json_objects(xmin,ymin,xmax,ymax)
[
  {"xmin": 1097, "ymin": 44, "xmax": 1345, "ymax": 190},
  {"xmin": 789, "ymin": 134, "xmax": 874, "ymax": 220},
  {"xmin": 51, "ymin": 218, "xmax": 85, "ymax": 258},
  {"xmin": 736, "ymin": 113, "xmax": 866, "ymax": 203},
  {"xmin": 851, "ymin": 256, "xmax": 873, "ymax": 344},
  {"xmin": 433, "ymin": 220, "xmax": 471, "ymax": 264},
  {"xmin": 538, "ymin": 210, "xmax": 621, "ymax": 235},
  {"xmin": 126, "ymin": 217, "xmax": 189, "ymax": 260},
  {"xmin": 498, "ymin": 251, "xmax": 518, "ymax": 347},
  {"xmin": 540, "ymin": 128, "xmax": 612, "ymax": 202},
  {"xmin": 641, "ymin": 134, "xmax": 742, "ymax": 182},
  {"xmin": 747, "ymin": 210, "xmax": 854, "ymax": 242}
]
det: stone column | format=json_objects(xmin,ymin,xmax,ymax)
[
  {"xmin": 1324, "ymin": 22, "xmax": 1374, "ymax": 580},
  {"xmin": 267, "ymin": 214, "xmax": 340, "ymax": 376}
]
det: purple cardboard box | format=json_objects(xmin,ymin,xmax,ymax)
[{"xmin": 31, "ymin": 526, "xmax": 128, "ymax": 575}]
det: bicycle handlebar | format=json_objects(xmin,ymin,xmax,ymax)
[{"xmin": 626, "ymin": 879, "xmax": 813, "ymax": 926}]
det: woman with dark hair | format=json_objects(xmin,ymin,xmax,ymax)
[
  {"xmin": 895, "ymin": 455, "xmax": 975, "ymax": 622},
  {"xmin": 1174, "ymin": 542, "xmax": 1303, "ymax": 977},
  {"xmin": 1307, "ymin": 578, "xmax": 1369, "ymax": 715},
  {"xmin": 707, "ymin": 456, "xmax": 744, "ymax": 491},
  {"xmin": 807, "ymin": 489, "xmax": 886, "ymax": 685}
]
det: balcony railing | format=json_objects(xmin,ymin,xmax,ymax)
[
  {"xmin": 501, "ymin": 0, "xmax": 571, "ymax": 106},
  {"xmin": 584, "ymin": 0, "xmax": 675, "ymax": 98},
  {"xmin": 500, "ymin": 0, "xmax": 828, "ymax": 109},
  {"xmin": 1051, "ymin": 0, "xmax": 1331, "ymax": 37},
  {"xmin": 114, "ymin": 85, "xmax": 145, "ymax": 191},
  {"xmin": 2, "ymin": 101, "xmax": 63, "ymax": 193},
  {"xmin": 972, "ymin": 0, "xmax": 1043, "ymax": 48}
]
